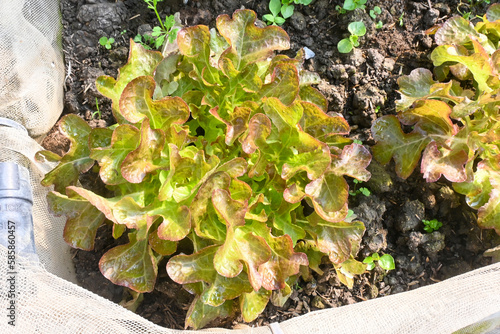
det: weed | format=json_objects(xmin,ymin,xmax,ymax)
[{"xmin": 136, "ymin": 0, "xmax": 179, "ymax": 50}]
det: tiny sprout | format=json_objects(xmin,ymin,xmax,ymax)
[
  {"xmin": 422, "ymin": 219, "xmax": 443, "ymax": 233},
  {"xmin": 335, "ymin": 5, "xmax": 347, "ymax": 14},
  {"xmin": 363, "ymin": 253, "xmax": 395, "ymax": 271},
  {"xmin": 349, "ymin": 178, "xmax": 371, "ymax": 197},
  {"xmin": 99, "ymin": 36, "xmax": 115, "ymax": 50},
  {"xmin": 92, "ymin": 98, "xmax": 101, "ymax": 120},
  {"xmin": 369, "ymin": 6, "xmax": 382, "ymax": 20}
]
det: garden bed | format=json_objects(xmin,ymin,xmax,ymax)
[{"xmin": 42, "ymin": 0, "xmax": 500, "ymax": 329}]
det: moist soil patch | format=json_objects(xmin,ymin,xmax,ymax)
[{"xmin": 42, "ymin": 0, "xmax": 500, "ymax": 329}]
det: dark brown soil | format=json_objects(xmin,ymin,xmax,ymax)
[{"xmin": 42, "ymin": 0, "xmax": 500, "ymax": 329}]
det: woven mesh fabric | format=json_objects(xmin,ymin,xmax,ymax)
[
  {"xmin": 0, "ymin": 0, "xmax": 500, "ymax": 333},
  {"xmin": 1, "ymin": 126, "xmax": 76, "ymax": 283},
  {"xmin": 0, "ymin": 0, "xmax": 64, "ymax": 140}
]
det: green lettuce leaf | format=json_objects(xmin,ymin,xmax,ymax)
[
  {"xmin": 99, "ymin": 232, "xmax": 158, "ymax": 293},
  {"xmin": 96, "ymin": 41, "xmax": 163, "ymax": 122},
  {"xmin": 38, "ymin": 115, "xmax": 94, "ymax": 193}
]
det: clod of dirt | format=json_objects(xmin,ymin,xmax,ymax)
[
  {"xmin": 347, "ymin": 49, "xmax": 366, "ymax": 68},
  {"xmin": 397, "ymin": 200, "xmax": 425, "ymax": 232},
  {"xmin": 408, "ymin": 231, "xmax": 424, "ymax": 252},
  {"xmin": 353, "ymin": 85, "xmax": 386, "ymax": 110},
  {"xmin": 290, "ymin": 11, "xmax": 306, "ymax": 31},
  {"xmin": 421, "ymin": 231, "xmax": 446, "ymax": 254},
  {"xmin": 330, "ymin": 64, "xmax": 350, "ymax": 81},
  {"xmin": 313, "ymin": 0, "xmax": 329, "ymax": 21},
  {"xmin": 77, "ymin": 2, "xmax": 128, "ymax": 36},
  {"xmin": 416, "ymin": 34, "xmax": 433, "ymax": 50},
  {"xmin": 434, "ymin": 3, "xmax": 451, "ymax": 16},
  {"xmin": 421, "ymin": 189, "xmax": 437, "ymax": 210},
  {"xmin": 82, "ymin": 67, "xmax": 105, "ymax": 100},
  {"xmin": 424, "ymin": 8, "xmax": 440, "ymax": 27},
  {"xmin": 436, "ymin": 186, "xmax": 461, "ymax": 216},
  {"xmin": 137, "ymin": 24, "xmax": 153, "ymax": 36},
  {"xmin": 353, "ymin": 196, "xmax": 387, "ymax": 255},
  {"xmin": 317, "ymin": 80, "xmax": 346, "ymax": 112},
  {"xmin": 382, "ymin": 58, "xmax": 395, "ymax": 72},
  {"xmin": 311, "ymin": 296, "xmax": 326, "ymax": 309},
  {"xmin": 366, "ymin": 161, "xmax": 393, "ymax": 193},
  {"xmin": 367, "ymin": 49, "xmax": 384, "ymax": 70}
]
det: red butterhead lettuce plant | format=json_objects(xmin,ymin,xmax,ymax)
[
  {"xmin": 371, "ymin": 5, "xmax": 500, "ymax": 235},
  {"xmin": 38, "ymin": 10, "xmax": 371, "ymax": 328}
]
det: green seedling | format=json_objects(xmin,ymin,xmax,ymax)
[
  {"xmin": 349, "ymin": 179, "xmax": 371, "ymax": 197},
  {"xmin": 370, "ymin": 6, "xmax": 383, "ymax": 28},
  {"xmin": 343, "ymin": 0, "xmax": 367, "ymax": 11},
  {"xmin": 337, "ymin": 21, "xmax": 366, "ymax": 53},
  {"xmin": 422, "ymin": 219, "xmax": 443, "ymax": 233},
  {"xmin": 121, "ymin": 30, "xmax": 127, "ymax": 35},
  {"xmin": 91, "ymin": 98, "xmax": 101, "ymax": 120},
  {"xmin": 398, "ymin": 12, "xmax": 405, "ymax": 26},
  {"xmin": 363, "ymin": 253, "xmax": 395, "ymax": 271},
  {"xmin": 99, "ymin": 36, "xmax": 115, "ymax": 50},
  {"xmin": 336, "ymin": 5, "xmax": 347, "ymax": 14},
  {"xmin": 374, "ymin": 105, "xmax": 381, "ymax": 113},
  {"xmin": 370, "ymin": 6, "xmax": 381, "ymax": 19},
  {"xmin": 263, "ymin": 0, "xmax": 293, "ymax": 26}
]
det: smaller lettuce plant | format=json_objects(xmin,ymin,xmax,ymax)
[
  {"xmin": 39, "ymin": 10, "xmax": 371, "ymax": 329},
  {"xmin": 371, "ymin": 4, "xmax": 500, "ymax": 235},
  {"xmin": 338, "ymin": 21, "xmax": 366, "ymax": 53}
]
